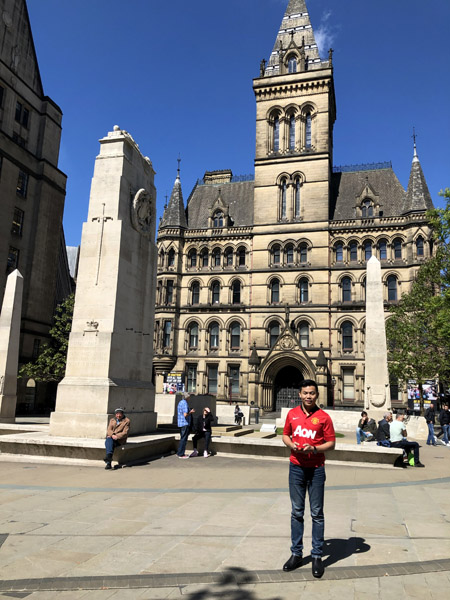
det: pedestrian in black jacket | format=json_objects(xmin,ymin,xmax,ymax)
[
  {"xmin": 439, "ymin": 403, "xmax": 450, "ymax": 446},
  {"xmin": 190, "ymin": 407, "xmax": 215, "ymax": 457},
  {"xmin": 376, "ymin": 412, "xmax": 393, "ymax": 442},
  {"xmin": 425, "ymin": 405, "xmax": 437, "ymax": 446}
]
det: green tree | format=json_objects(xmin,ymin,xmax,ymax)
[{"xmin": 20, "ymin": 293, "xmax": 74, "ymax": 382}]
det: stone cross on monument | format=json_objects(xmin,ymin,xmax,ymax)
[{"xmin": 364, "ymin": 256, "xmax": 391, "ymax": 411}]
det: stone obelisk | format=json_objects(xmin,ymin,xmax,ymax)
[
  {"xmin": 50, "ymin": 126, "xmax": 158, "ymax": 438},
  {"xmin": 364, "ymin": 256, "xmax": 390, "ymax": 411},
  {"xmin": 0, "ymin": 270, "xmax": 24, "ymax": 422}
]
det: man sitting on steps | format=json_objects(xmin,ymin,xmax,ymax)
[{"xmin": 104, "ymin": 408, "xmax": 130, "ymax": 470}]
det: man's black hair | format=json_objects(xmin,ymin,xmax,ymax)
[
  {"xmin": 299, "ymin": 379, "xmax": 319, "ymax": 393},
  {"xmin": 361, "ymin": 411, "xmax": 368, "ymax": 417}
]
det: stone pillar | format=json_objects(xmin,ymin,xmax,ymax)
[
  {"xmin": 364, "ymin": 256, "xmax": 390, "ymax": 411},
  {"xmin": 50, "ymin": 127, "xmax": 158, "ymax": 438},
  {"xmin": 0, "ymin": 270, "xmax": 24, "ymax": 422}
]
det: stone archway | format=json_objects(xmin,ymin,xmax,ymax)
[{"xmin": 259, "ymin": 353, "xmax": 314, "ymax": 412}]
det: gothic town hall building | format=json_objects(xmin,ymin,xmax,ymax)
[{"xmin": 153, "ymin": 0, "xmax": 433, "ymax": 412}]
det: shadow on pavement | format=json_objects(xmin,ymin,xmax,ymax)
[
  {"xmin": 186, "ymin": 567, "xmax": 281, "ymax": 599},
  {"xmin": 321, "ymin": 536, "xmax": 371, "ymax": 567}
]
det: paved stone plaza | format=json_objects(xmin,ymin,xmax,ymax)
[{"xmin": 0, "ymin": 444, "xmax": 449, "ymax": 599}]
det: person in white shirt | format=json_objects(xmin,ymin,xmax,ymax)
[{"xmin": 390, "ymin": 413, "xmax": 424, "ymax": 467}]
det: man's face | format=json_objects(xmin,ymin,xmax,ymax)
[
  {"xmin": 299, "ymin": 385, "xmax": 318, "ymax": 410},
  {"xmin": 115, "ymin": 411, "xmax": 123, "ymax": 420},
  {"xmin": 387, "ymin": 413, "xmax": 393, "ymax": 422}
]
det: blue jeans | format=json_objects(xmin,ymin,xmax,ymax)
[
  {"xmin": 427, "ymin": 423, "xmax": 435, "ymax": 445},
  {"xmin": 356, "ymin": 428, "xmax": 373, "ymax": 444},
  {"xmin": 192, "ymin": 430, "xmax": 212, "ymax": 452},
  {"xmin": 288, "ymin": 463, "xmax": 326, "ymax": 558},
  {"xmin": 177, "ymin": 425, "xmax": 190, "ymax": 456},
  {"xmin": 443, "ymin": 424, "xmax": 450, "ymax": 444},
  {"xmin": 391, "ymin": 439, "xmax": 420, "ymax": 463},
  {"xmin": 105, "ymin": 437, "xmax": 119, "ymax": 457}
]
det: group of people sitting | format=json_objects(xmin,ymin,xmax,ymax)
[{"xmin": 357, "ymin": 410, "xmax": 425, "ymax": 467}]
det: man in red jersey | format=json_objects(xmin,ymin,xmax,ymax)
[{"xmin": 282, "ymin": 380, "xmax": 335, "ymax": 578}]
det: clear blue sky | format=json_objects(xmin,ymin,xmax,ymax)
[{"xmin": 27, "ymin": 0, "xmax": 450, "ymax": 246}]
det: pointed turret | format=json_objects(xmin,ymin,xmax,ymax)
[
  {"xmin": 403, "ymin": 142, "xmax": 434, "ymax": 214},
  {"xmin": 159, "ymin": 169, "xmax": 187, "ymax": 230},
  {"xmin": 264, "ymin": 0, "xmax": 325, "ymax": 76}
]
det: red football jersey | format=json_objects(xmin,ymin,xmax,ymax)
[{"xmin": 283, "ymin": 404, "xmax": 335, "ymax": 467}]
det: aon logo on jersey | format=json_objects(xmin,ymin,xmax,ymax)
[{"xmin": 293, "ymin": 426, "xmax": 317, "ymax": 439}]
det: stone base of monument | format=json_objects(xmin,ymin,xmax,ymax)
[{"xmin": 0, "ymin": 431, "xmax": 175, "ymax": 465}]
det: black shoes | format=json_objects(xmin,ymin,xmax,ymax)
[
  {"xmin": 415, "ymin": 461, "xmax": 425, "ymax": 468},
  {"xmin": 312, "ymin": 557, "xmax": 324, "ymax": 578},
  {"xmin": 283, "ymin": 554, "xmax": 303, "ymax": 571}
]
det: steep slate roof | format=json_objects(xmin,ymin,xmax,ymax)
[
  {"xmin": 186, "ymin": 181, "xmax": 254, "ymax": 229},
  {"xmin": 403, "ymin": 146, "xmax": 434, "ymax": 214},
  {"xmin": 159, "ymin": 174, "xmax": 187, "ymax": 229},
  {"xmin": 330, "ymin": 168, "xmax": 406, "ymax": 221}
]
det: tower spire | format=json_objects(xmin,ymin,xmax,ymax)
[
  {"xmin": 403, "ymin": 134, "xmax": 433, "ymax": 214},
  {"xmin": 159, "ymin": 162, "xmax": 187, "ymax": 230}
]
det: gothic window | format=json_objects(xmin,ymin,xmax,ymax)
[
  {"xmin": 159, "ymin": 250, "xmax": 165, "ymax": 267},
  {"xmin": 191, "ymin": 282, "xmax": 200, "ymax": 305},
  {"xmin": 335, "ymin": 243, "xmax": 344, "ymax": 262},
  {"xmin": 188, "ymin": 322, "xmax": 199, "ymax": 348},
  {"xmin": 163, "ymin": 320, "xmax": 172, "ymax": 348},
  {"xmin": 364, "ymin": 241, "xmax": 372, "ymax": 261},
  {"xmin": 273, "ymin": 116, "xmax": 280, "ymax": 152},
  {"xmin": 305, "ymin": 113, "xmax": 312, "ymax": 149},
  {"xmin": 209, "ymin": 322, "xmax": 220, "ymax": 349},
  {"xmin": 187, "ymin": 364, "xmax": 197, "ymax": 393},
  {"xmin": 232, "ymin": 280, "xmax": 241, "ymax": 304},
  {"xmin": 213, "ymin": 211, "xmax": 224, "ymax": 228},
  {"xmin": 189, "ymin": 249, "xmax": 197, "ymax": 268},
  {"xmin": 211, "ymin": 281, "xmax": 220, "ymax": 304},
  {"xmin": 201, "ymin": 249, "xmax": 209, "ymax": 267},
  {"xmin": 342, "ymin": 367, "xmax": 355, "ymax": 400},
  {"xmin": 349, "ymin": 241, "xmax": 358, "ymax": 262},
  {"xmin": 165, "ymin": 280, "xmax": 174, "ymax": 304},
  {"xmin": 294, "ymin": 178, "xmax": 301, "ymax": 218},
  {"xmin": 237, "ymin": 247, "xmax": 246, "ymax": 266},
  {"xmin": 212, "ymin": 248, "xmax": 221, "ymax": 267},
  {"xmin": 299, "ymin": 278, "xmax": 309, "ymax": 303},
  {"xmin": 272, "ymin": 244, "xmax": 281, "ymax": 265},
  {"xmin": 285, "ymin": 244, "xmax": 294, "ymax": 264},
  {"xmin": 393, "ymin": 238, "xmax": 402, "ymax": 260},
  {"xmin": 342, "ymin": 277, "xmax": 352, "ymax": 302},
  {"xmin": 288, "ymin": 55, "xmax": 297, "ymax": 73},
  {"xmin": 289, "ymin": 114, "xmax": 296, "ymax": 150},
  {"xmin": 361, "ymin": 199, "xmax": 374, "ymax": 218},
  {"xmin": 387, "ymin": 275, "xmax": 398, "ymax": 301},
  {"xmin": 416, "ymin": 236, "xmax": 424, "ymax": 257},
  {"xmin": 361, "ymin": 277, "xmax": 366, "ymax": 302},
  {"xmin": 208, "ymin": 365, "xmax": 218, "ymax": 394},
  {"xmin": 280, "ymin": 178, "xmax": 287, "ymax": 219},
  {"xmin": 269, "ymin": 321, "xmax": 280, "ymax": 348},
  {"xmin": 341, "ymin": 321, "xmax": 353, "ymax": 351},
  {"xmin": 224, "ymin": 248, "xmax": 233, "ymax": 266},
  {"xmin": 379, "ymin": 239, "xmax": 387, "ymax": 260},
  {"xmin": 168, "ymin": 248, "xmax": 175, "ymax": 267},
  {"xmin": 229, "ymin": 365, "xmax": 240, "ymax": 397},
  {"xmin": 230, "ymin": 322, "xmax": 241, "ymax": 350},
  {"xmin": 299, "ymin": 243, "xmax": 308, "ymax": 264},
  {"xmin": 270, "ymin": 278, "xmax": 280, "ymax": 304},
  {"xmin": 298, "ymin": 321, "xmax": 310, "ymax": 348}
]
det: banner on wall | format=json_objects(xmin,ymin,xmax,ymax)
[
  {"xmin": 163, "ymin": 372, "xmax": 185, "ymax": 394},
  {"xmin": 407, "ymin": 379, "xmax": 438, "ymax": 411}
]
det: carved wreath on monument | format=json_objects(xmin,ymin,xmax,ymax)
[{"xmin": 131, "ymin": 189, "xmax": 153, "ymax": 237}]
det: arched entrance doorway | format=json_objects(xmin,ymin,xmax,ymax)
[{"xmin": 274, "ymin": 365, "xmax": 304, "ymax": 411}]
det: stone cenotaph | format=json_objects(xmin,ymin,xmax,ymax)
[
  {"xmin": 0, "ymin": 270, "xmax": 24, "ymax": 422},
  {"xmin": 364, "ymin": 255, "xmax": 391, "ymax": 411},
  {"xmin": 50, "ymin": 127, "xmax": 158, "ymax": 438}
]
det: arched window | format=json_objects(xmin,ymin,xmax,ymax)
[
  {"xmin": 168, "ymin": 248, "xmax": 175, "ymax": 267},
  {"xmin": 379, "ymin": 239, "xmax": 387, "ymax": 260},
  {"xmin": 342, "ymin": 277, "xmax": 352, "ymax": 302},
  {"xmin": 361, "ymin": 277, "xmax": 366, "ymax": 302},
  {"xmin": 272, "ymin": 244, "xmax": 281, "ymax": 265},
  {"xmin": 285, "ymin": 244, "xmax": 294, "ymax": 264},
  {"xmin": 288, "ymin": 55, "xmax": 297, "ymax": 73},
  {"xmin": 298, "ymin": 321, "xmax": 309, "ymax": 348},
  {"xmin": 393, "ymin": 238, "xmax": 402, "ymax": 260},
  {"xmin": 224, "ymin": 248, "xmax": 233, "ymax": 266},
  {"xmin": 341, "ymin": 321, "xmax": 353, "ymax": 351},
  {"xmin": 273, "ymin": 116, "xmax": 280, "ymax": 152},
  {"xmin": 189, "ymin": 249, "xmax": 197, "ymax": 268},
  {"xmin": 349, "ymin": 241, "xmax": 358, "ymax": 262},
  {"xmin": 237, "ymin": 247, "xmax": 246, "ymax": 266},
  {"xmin": 270, "ymin": 278, "xmax": 280, "ymax": 303},
  {"xmin": 191, "ymin": 282, "xmax": 200, "ymax": 305},
  {"xmin": 294, "ymin": 178, "xmax": 301, "ymax": 218},
  {"xmin": 299, "ymin": 243, "xmax": 308, "ymax": 264},
  {"xmin": 362, "ymin": 199, "xmax": 374, "ymax": 218},
  {"xmin": 201, "ymin": 249, "xmax": 209, "ymax": 267},
  {"xmin": 387, "ymin": 275, "xmax": 398, "ymax": 301},
  {"xmin": 232, "ymin": 281, "xmax": 241, "ymax": 304},
  {"xmin": 416, "ymin": 236, "xmax": 424, "ymax": 257},
  {"xmin": 211, "ymin": 281, "xmax": 220, "ymax": 304},
  {"xmin": 213, "ymin": 211, "xmax": 224, "ymax": 228},
  {"xmin": 289, "ymin": 114, "xmax": 296, "ymax": 150},
  {"xmin": 188, "ymin": 323, "xmax": 199, "ymax": 348},
  {"xmin": 269, "ymin": 321, "xmax": 280, "ymax": 348},
  {"xmin": 335, "ymin": 243, "xmax": 344, "ymax": 262},
  {"xmin": 230, "ymin": 322, "xmax": 241, "ymax": 350},
  {"xmin": 209, "ymin": 322, "xmax": 219, "ymax": 350},
  {"xmin": 280, "ymin": 178, "xmax": 287, "ymax": 219},
  {"xmin": 364, "ymin": 241, "xmax": 372, "ymax": 261},
  {"xmin": 159, "ymin": 250, "xmax": 165, "ymax": 267},
  {"xmin": 299, "ymin": 278, "xmax": 309, "ymax": 303},
  {"xmin": 305, "ymin": 113, "xmax": 312, "ymax": 149},
  {"xmin": 212, "ymin": 248, "xmax": 221, "ymax": 267}
]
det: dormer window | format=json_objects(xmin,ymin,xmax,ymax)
[
  {"xmin": 361, "ymin": 199, "xmax": 374, "ymax": 218},
  {"xmin": 213, "ymin": 211, "xmax": 224, "ymax": 228},
  {"xmin": 288, "ymin": 55, "xmax": 297, "ymax": 73}
]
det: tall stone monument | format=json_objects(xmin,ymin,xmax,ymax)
[
  {"xmin": 0, "ymin": 270, "xmax": 24, "ymax": 422},
  {"xmin": 50, "ymin": 127, "xmax": 158, "ymax": 438},
  {"xmin": 364, "ymin": 256, "xmax": 390, "ymax": 411}
]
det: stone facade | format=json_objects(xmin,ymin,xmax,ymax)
[
  {"xmin": 153, "ymin": 0, "xmax": 434, "ymax": 411},
  {"xmin": 0, "ymin": 0, "xmax": 67, "ymax": 413}
]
